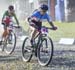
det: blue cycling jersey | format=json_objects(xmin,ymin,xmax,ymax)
[{"xmin": 31, "ymin": 10, "xmax": 52, "ymax": 22}]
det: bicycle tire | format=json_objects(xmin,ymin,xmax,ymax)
[
  {"xmin": 22, "ymin": 37, "xmax": 33, "ymax": 62},
  {"xmin": 37, "ymin": 36, "xmax": 54, "ymax": 66},
  {"xmin": 4, "ymin": 32, "xmax": 16, "ymax": 55}
]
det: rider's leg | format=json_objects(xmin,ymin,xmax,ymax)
[
  {"xmin": 2, "ymin": 25, "xmax": 9, "ymax": 39},
  {"xmin": 29, "ymin": 26, "xmax": 36, "ymax": 39},
  {"xmin": 32, "ymin": 30, "xmax": 39, "ymax": 39},
  {"xmin": 0, "ymin": 26, "xmax": 9, "ymax": 43},
  {"xmin": 29, "ymin": 26, "xmax": 38, "ymax": 45},
  {"xmin": 2, "ymin": 29, "xmax": 8, "ymax": 38},
  {"xmin": 29, "ymin": 23, "xmax": 40, "ymax": 40},
  {"xmin": 29, "ymin": 21, "xmax": 41, "ymax": 46}
]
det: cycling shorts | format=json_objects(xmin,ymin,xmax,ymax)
[{"xmin": 29, "ymin": 20, "xmax": 42, "ymax": 31}]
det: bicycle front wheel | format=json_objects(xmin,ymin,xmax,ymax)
[
  {"xmin": 4, "ymin": 32, "xmax": 16, "ymax": 54},
  {"xmin": 22, "ymin": 37, "xmax": 33, "ymax": 62},
  {"xmin": 37, "ymin": 36, "xmax": 54, "ymax": 66}
]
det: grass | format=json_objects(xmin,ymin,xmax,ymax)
[
  {"xmin": 0, "ymin": 21, "xmax": 75, "ymax": 70},
  {"xmin": 20, "ymin": 21, "xmax": 75, "ymax": 41},
  {"xmin": 49, "ymin": 22, "xmax": 75, "ymax": 41}
]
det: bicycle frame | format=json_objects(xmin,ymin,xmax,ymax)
[
  {"xmin": 22, "ymin": 26, "xmax": 54, "ymax": 66},
  {"xmin": 1, "ymin": 23, "xmax": 20, "ymax": 54},
  {"xmin": 34, "ymin": 26, "xmax": 49, "ymax": 44},
  {"xmin": 32, "ymin": 26, "xmax": 49, "ymax": 52}
]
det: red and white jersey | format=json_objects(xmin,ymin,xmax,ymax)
[{"xmin": 3, "ymin": 16, "xmax": 12, "ymax": 25}]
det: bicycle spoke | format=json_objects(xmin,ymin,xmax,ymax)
[
  {"xmin": 22, "ymin": 37, "xmax": 32, "ymax": 62},
  {"xmin": 38, "ymin": 37, "xmax": 53, "ymax": 66},
  {"xmin": 4, "ymin": 32, "xmax": 16, "ymax": 54}
]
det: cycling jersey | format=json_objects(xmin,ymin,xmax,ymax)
[
  {"xmin": 2, "ymin": 11, "xmax": 19, "ymax": 25},
  {"xmin": 29, "ymin": 10, "xmax": 52, "ymax": 30},
  {"xmin": 30, "ymin": 10, "xmax": 52, "ymax": 22}
]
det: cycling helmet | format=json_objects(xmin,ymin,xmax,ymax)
[
  {"xmin": 8, "ymin": 5, "xmax": 14, "ymax": 11},
  {"xmin": 40, "ymin": 4, "xmax": 48, "ymax": 11}
]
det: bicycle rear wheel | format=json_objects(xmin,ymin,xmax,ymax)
[
  {"xmin": 37, "ymin": 36, "xmax": 54, "ymax": 66},
  {"xmin": 22, "ymin": 37, "xmax": 33, "ymax": 62},
  {"xmin": 4, "ymin": 32, "xmax": 16, "ymax": 54}
]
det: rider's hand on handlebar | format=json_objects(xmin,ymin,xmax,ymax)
[
  {"xmin": 17, "ymin": 25, "xmax": 21, "ymax": 28},
  {"xmin": 52, "ymin": 26, "xmax": 57, "ymax": 30},
  {"xmin": 17, "ymin": 24, "xmax": 21, "ymax": 28}
]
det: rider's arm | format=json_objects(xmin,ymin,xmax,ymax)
[
  {"xmin": 49, "ymin": 21, "xmax": 55, "ymax": 28},
  {"xmin": 46, "ymin": 14, "xmax": 56, "ymax": 28},
  {"xmin": 1, "ymin": 11, "xmax": 7, "ymax": 22},
  {"xmin": 28, "ymin": 11, "xmax": 41, "ymax": 23},
  {"xmin": 13, "ymin": 13, "xmax": 19, "ymax": 26}
]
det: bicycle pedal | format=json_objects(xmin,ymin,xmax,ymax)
[
  {"xmin": 41, "ymin": 49, "xmax": 48, "ymax": 53},
  {"xmin": 25, "ymin": 48, "xmax": 32, "ymax": 52}
]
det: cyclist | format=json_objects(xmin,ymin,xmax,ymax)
[
  {"xmin": 0, "ymin": 5, "xmax": 20, "ymax": 45},
  {"xmin": 28, "ymin": 4, "xmax": 57, "ymax": 45}
]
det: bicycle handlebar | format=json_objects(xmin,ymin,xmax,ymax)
[
  {"xmin": 13, "ymin": 25, "xmax": 21, "ymax": 28},
  {"xmin": 42, "ymin": 26, "xmax": 57, "ymax": 30}
]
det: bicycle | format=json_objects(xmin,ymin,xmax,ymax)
[
  {"xmin": 22, "ymin": 26, "xmax": 55, "ymax": 66},
  {"xmin": 0, "ymin": 23, "xmax": 20, "ymax": 55}
]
